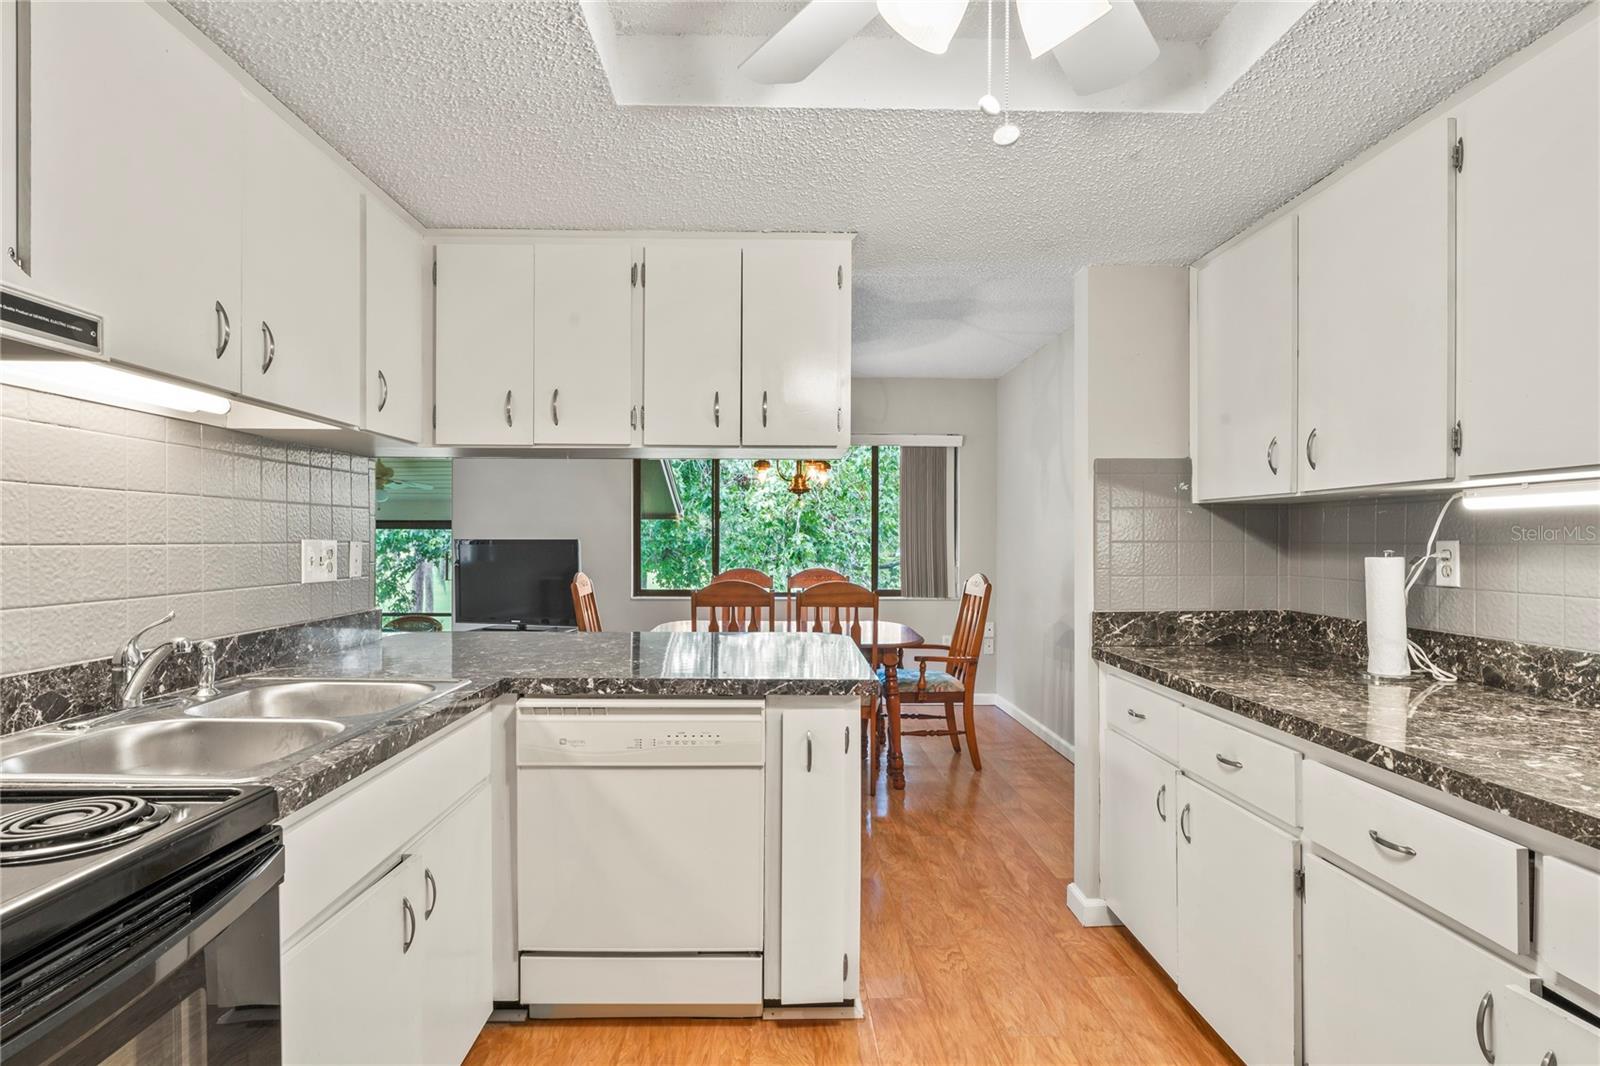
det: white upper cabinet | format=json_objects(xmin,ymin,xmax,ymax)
[
  {"xmin": 26, "ymin": 1, "xmax": 243, "ymax": 391},
  {"xmin": 1193, "ymin": 216, "xmax": 1297, "ymax": 501},
  {"xmin": 743, "ymin": 241, "xmax": 849, "ymax": 448},
  {"xmin": 1298, "ymin": 115, "xmax": 1455, "ymax": 492},
  {"xmin": 642, "ymin": 241, "xmax": 742, "ymax": 447},
  {"xmin": 434, "ymin": 243, "xmax": 535, "ymax": 446},
  {"xmin": 532, "ymin": 241, "xmax": 636, "ymax": 446},
  {"xmin": 1455, "ymin": 17, "xmax": 1600, "ymax": 478},
  {"xmin": 241, "ymin": 95, "xmax": 362, "ymax": 426},
  {"xmin": 362, "ymin": 199, "xmax": 427, "ymax": 444}
]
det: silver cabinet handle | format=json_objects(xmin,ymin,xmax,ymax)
[
  {"xmin": 1179, "ymin": 802, "xmax": 1192, "ymax": 843},
  {"xmin": 401, "ymin": 897, "xmax": 416, "ymax": 954},
  {"xmin": 1368, "ymin": 829, "xmax": 1417, "ymax": 857},
  {"xmin": 805, "ymin": 730, "xmax": 813, "ymax": 772},
  {"xmin": 630, "ymin": 405, "xmax": 638, "ymax": 430},
  {"xmin": 762, "ymin": 390, "xmax": 768, "ymax": 428},
  {"xmin": 837, "ymin": 406, "xmax": 842, "ymax": 432},
  {"xmin": 1155, "ymin": 784, "xmax": 1167, "ymax": 822},
  {"xmin": 1475, "ymin": 991, "xmax": 1494, "ymax": 1064},
  {"xmin": 215, "ymin": 301, "xmax": 231, "ymax": 359},
  {"xmin": 424, "ymin": 868, "xmax": 437, "ymax": 920},
  {"xmin": 1266, "ymin": 435, "xmax": 1279, "ymax": 475},
  {"xmin": 1306, "ymin": 427, "xmax": 1318, "ymax": 470},
  {"xmin": 504, "ymin": 390, "xmax": 513, "ymax": 427},
  {"xmin": 844, "ymin": 725, "xmax": 850, "ymax": 754},
  {"xmin": 1540, "ymin": 1053, "xmax": 1557, "ymax": 1066},
  {"xmin": 1126, "ymin": 709, "xmax": 1146, "ymax": 721},
  {"xmin": 1215, "ymin": 754, "xmax": 1243, "ymax": 770},
  {"xmin": 376, "ymin": 370, "xmax": 388, "ymax": 412},
  {"xmin": 714, "ymin": 390, "xmax": 720, "ymax": 428},
  {"xmin": 551, "ymin": 388, "xmax": 560, "ymax": 427},
  {"xmin": 260, "ymin": 321, "xmax": 275, "ymax": 373}
]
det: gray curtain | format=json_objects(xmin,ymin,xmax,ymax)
[{"xmin": 900, "ymin": 447, "xmax": 949, "ymax": 598}]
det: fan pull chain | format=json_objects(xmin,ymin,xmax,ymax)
[
  {"xmin": 994, "ymin": 0, "xmax": 1020, "ymax": 144},
  {"xmin": 979, "ymin": 0, "xmax": 999, "ymax": 115}
]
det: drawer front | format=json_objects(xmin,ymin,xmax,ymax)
[
  {"xmin": 1302, "ymin": 760, "xmax": 1529, "ymax": 954},
  {"xmin": 1178, "ymin": 705, "xmax": 1300, "ymax": 826},
  {"xmin": 1538, "ymin": 855, "xmax": 1600, "ymax": 998},
  {"xmin": 281, "ymin": 714, "xmax": 491, "ymax": 943},
  {"xmin": 1103, "ymin": 669, "xmax": 1179, "ymax": 762},
  {"xmin": 1497, "ymin": 983, "xmax": 1600, "ymax": 1065}
]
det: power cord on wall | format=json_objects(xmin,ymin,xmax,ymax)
[{"xmin": 1398, "ymin": 491, "xmax": 1463, "ymax": 683}]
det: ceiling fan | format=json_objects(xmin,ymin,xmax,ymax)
[
  {"xmin": 374, "ymin": 459, "xmax": 436, "ymax": 504},
  {"xmin": 739, "ymin": 0, "xmax": 1160, "ymax": 96}
]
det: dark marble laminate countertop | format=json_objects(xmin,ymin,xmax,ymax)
[
  {"xmin": 1094, "ymin": 643, "xmax": 1600, "ymax": 850},
  {"xmin": 264, "ymin": 630, "xmax": 878, "ymax": 815}
]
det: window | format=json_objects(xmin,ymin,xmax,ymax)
[
  {"xmin": 635, "ymin": 445, "xmax": 953, "ymax": 595},
  {"xmin": 375, "ymin": 522, "xmax": 454, "ymax": 629}
]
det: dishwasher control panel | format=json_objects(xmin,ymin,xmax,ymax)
[{"xmin": 515, "ymin": 700, "xmax": 766, "ymax": 767}]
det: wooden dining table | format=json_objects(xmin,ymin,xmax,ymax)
[{"xmin": 652, "ymin": 619, "xmax": 925, "ymax": 790}]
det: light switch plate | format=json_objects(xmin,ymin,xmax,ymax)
[
  {"xmin": 301, "ymin": 539, "xmax": 337, "ymax": 584},
  {"xmin": 1435, "ymin": 540, "xmax": 1462, "ymax": 588},
  {"xmin": 349, "ymin": 541, "xmax": 364, "ymax": 578}
]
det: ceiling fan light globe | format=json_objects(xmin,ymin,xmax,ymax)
[
  {"xmin": 978, "ymin": 93, "xmax": 1001, "ymax": 115},
  {"xmin": 877, "ymin": 0, "xmax": 970, "ymax": 55},
  {"xmin": 1015, "ymin": 0, "xmax": 1112, "ymax": 59}
]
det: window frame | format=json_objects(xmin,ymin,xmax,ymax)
[
  {"xmin": 374, "ymin": 520, "xmax": 455, "ymax": 626},
  {"xmin": 632, "ymin": 449, "xmax": 903, "ymax": 597}
]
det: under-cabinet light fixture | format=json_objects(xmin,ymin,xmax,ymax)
[
  {"xmin": 0, "ymin": 359, "xmax": 232, "ymax": 415},
  {"xmin": 1461, "ymin": 480, "xmax": 1600, "ymax": 511}
]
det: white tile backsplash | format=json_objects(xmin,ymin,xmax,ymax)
[{"xmin": 0, "ymin": 385, "xmax": 375, "ymax": 674}]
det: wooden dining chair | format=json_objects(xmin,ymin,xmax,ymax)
[
  {"xmin": 786, "ymin": 567, "xmax": 848, "ymax": 624},
  {"xmin": 795, "ymin": 580, "xmax": 883, "ymax": 793},
  {"xmin": 896, "ymin": 573, "xmax": 993, "ymax": 771},
  {"xmin": 571, "ymin": 572, "xmax": 601, "ymax": 632},
  {"xmin": 711, "ymin": 568, "xmax": 774, "ymax": 589},
  {"xmin": 691, "ymin": 579, "xmax": 775, "ymax": 632}
]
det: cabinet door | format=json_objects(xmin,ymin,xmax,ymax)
[
  {"xmin": 642, "ymin": 241, "xmax": 742, "ymax": 447},
  {"xmin": 434, "ymin": 243, "xmax": 535, "ymax": 446},
  {"xmin": 1298, "ymin": 116, "xmax": 1454, "ymax": 491},
  {"xmin": 1303, "ymin": 856, "xmax": 1531, "ymax": 1066},
  {"xmin": 532, "ymin": 240, "xmax": 635, "ymax": 446},
  {"xmin": 1175, "ymin": 775, "xmax": 1297, "ymax": 1066},
  {"xmin": 282, "ymin": 855, "xmax": 421, "ymax": 1066},
  {"xmin": 743, "ymin": 242, "xmax": 847, "ymax": 448},
  {"xmin": 1193, "ymin": 216, "xmax": 1296, "ymax": 501},
  {"xmin": 2, "ymin": 0, "xmax": 21, "ymax": 290},
  {"xmin": 780, "ymin": 704, "xmax": 861, "ymax": 1006},
  {"xmin": 1100, "ymin": 729, "xmax": 1178, "ymax": 974},
  {"xmin": 1496, "ymin": 983, "xmax": 1600, "ymax": 1066},
  {"xmin": 1456, "ymin": 18, "xmax": 1599, "ymax": 478},
  {"xmin": 27, "ymin": 1, "xmax": 243, "ymax": 390},
  {"xmin": 363, "ymin": 198, "xmax": 426, "ymax": 443},
  {"xmin": 241, "ymin": 95, "xmax": 361, "ymax": 426},
  {"xmin": 416, "ymin": 785, "xmax": 493, "ymax": 1066}
]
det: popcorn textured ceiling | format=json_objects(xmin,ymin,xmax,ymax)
[{"xmin": 174, "ymin": 1, "xmax": 1582, "ymax": 378}]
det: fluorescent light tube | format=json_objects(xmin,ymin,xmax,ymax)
[
  {"xmin": 1461, "ymin": 481, "xmax": 1600, "ymax": 511},
  {"xmin": 0, "ymin": 359, "xmax": 232, "ymax": 415}
]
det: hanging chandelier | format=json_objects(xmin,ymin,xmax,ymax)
[{"xmin": 753, "ymin": 459, "xmax": 833, "ymax": 496}]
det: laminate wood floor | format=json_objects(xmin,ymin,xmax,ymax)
[{"xmin": 464, "ymin": 705, "xmax": 1239, "ymax": 1065}]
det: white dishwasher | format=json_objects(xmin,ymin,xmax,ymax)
[{"xmin": 514, "ymin": 699, "xmax": 766, "ymax": 1017}]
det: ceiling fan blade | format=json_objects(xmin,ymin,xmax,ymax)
[
  {"xmin": 738, "ymin": 0, "xmax": 879, "ymax": 85},
  {"xmin": 1050, "ymin": 0, "xmax": 1159, "ymax": 95}
]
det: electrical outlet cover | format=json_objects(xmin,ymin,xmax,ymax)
[
  {"xmin": 1434, "ymin": 540, "xmax": 1462, "ymax": 588},
  {"xmin": 300, "ymin": 539, "xmax": 337, "ymax": 584},
  {"xmin": 349, "ymin": 541, "xmax": 364, "ymax": 579}
]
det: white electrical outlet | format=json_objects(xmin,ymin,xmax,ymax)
[
  {"xmin": 983, "ymin": 621, "xmax": 995, "ymax": 655},
  {"xmin": 1435, "ymin": 540, "xmax": 1462, "ymax": 588},
  {"xmin": 349, "ymin": 541, "xmax": 364, "ymax": 578},
  {"xmin": 300, "ymin": 539, "xmax": 337, "ymax": 584}
]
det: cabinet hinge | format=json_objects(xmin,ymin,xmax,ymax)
[
  {"xmin": 640, "ymin": 262, "xmax": 646, "ymax": 288},
  {"xmin": 837, "ymin": 265, "xmax": 843, "ymax": 290},
  {"xmin": 640, "ymin": 405, "xmax": 645, "ymax": 430},
  {"xmin": 1450, "ymin": 420, "xmax": 1463, "ymax": 456},
  {"xmin": 431, "ymin": 404, "xmax": 437, "ymax": 429},
  {"xmin": 432, "ymin": 260, "xmax": 437, "ymax": 285},
  {"xmin": 843, "ymin": 953, "xmax": 850, "ymax": 980},
  {"xmin": 1294, "ymin": 867, "xmax": 1305, "ymax": 899},
  {"xmin": 1451, "ymin": 137, "xmax": 1465, "ymax": 173},
  {"xmin": 631, "ymin": 262, "xmax": 638, "ymax": 288}
]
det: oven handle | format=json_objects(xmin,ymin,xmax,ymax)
[{"xmin": 1, "ymin": 835, "xmax": 284, "ymax": 1061}]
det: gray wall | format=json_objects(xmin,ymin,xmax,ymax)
[
  {"xmin": 0, "ymin": 385, "xmax": 374, "ymax": 674},
  {"xmin": 993, "ymin": 336, "xmax": 1075, "ymax": 749}
]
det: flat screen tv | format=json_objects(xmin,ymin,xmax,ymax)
[{"xmin": 454, "ymin": 539, "xmax": 580, "ymax": 628}]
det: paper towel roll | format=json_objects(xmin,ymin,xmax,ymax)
[{"xmin": 1365, "ymin": 554, "xmax": 1411, "ymax": 678}]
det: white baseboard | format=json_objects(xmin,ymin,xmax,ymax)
[
  {"xmin": 1067, "ymin": 883, "xmax": 1119, "ymax": 928},
  {"xmin": 978, "ymin": 692, "xmax": 1075, "ymax": 763}
]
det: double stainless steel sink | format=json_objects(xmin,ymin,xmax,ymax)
[{"xmin": 0, "ymin": 677, "xmax": 466, "ymax": 783}]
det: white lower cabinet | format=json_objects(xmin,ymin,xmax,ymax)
[
  {"xmin": 1175, "ymin": 775, "xmax": 1298, "ymax": 1066},
  {"xmin": 1303, "ymin": 855, "xmax": 1534, "ymax": 1066},
  {"xmin": 1101, "ymin": 728, "xmax": 1177, "ymax": 974},
  {"xmin": 779, "ymin": 703, "xmax": 861, "ymax": 1006},
  {"xmin": 1497, "ymin": 984, "xmax": 1600, "ymax": 1066},
  {"xmin": 416, "ymin": 785, "xmax": 493, "ymax": 1066}
]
